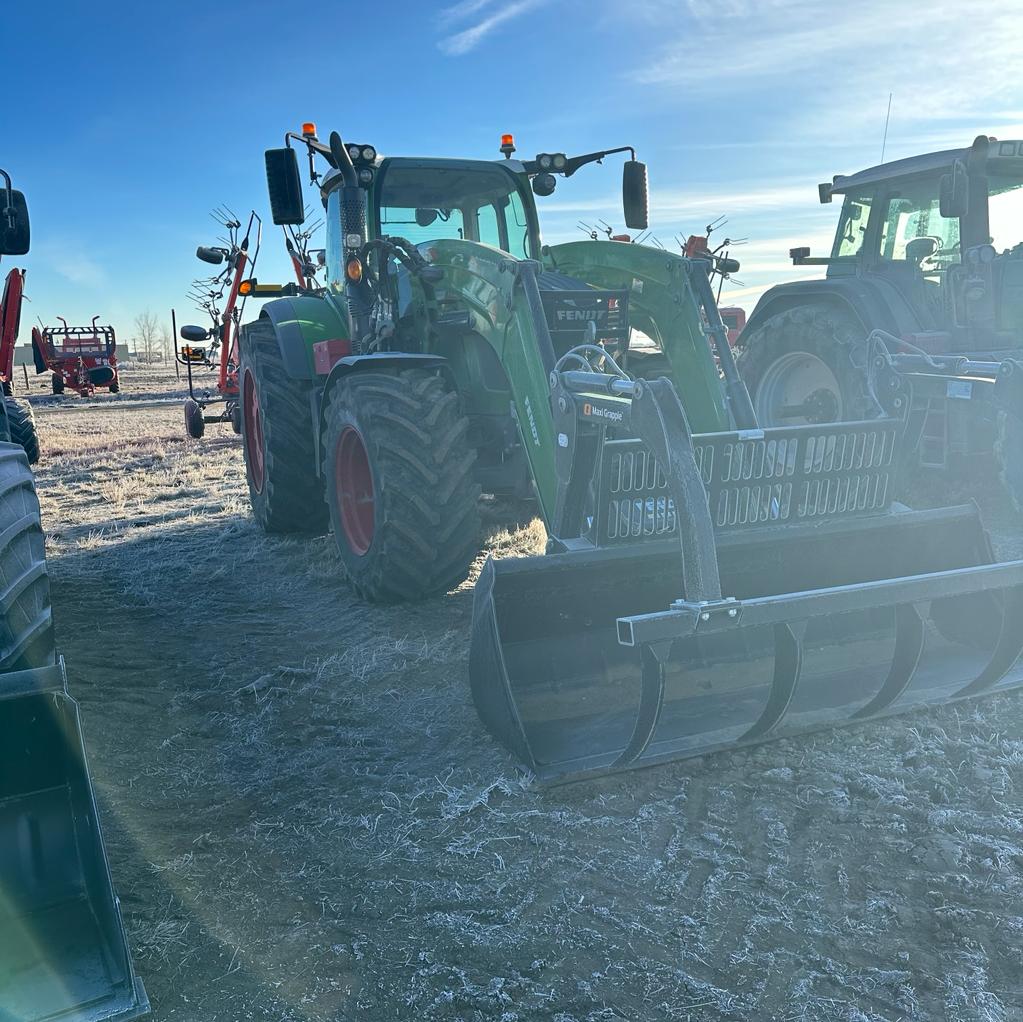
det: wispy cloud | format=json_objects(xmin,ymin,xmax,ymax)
[
  {"xmin": 629, "ymin": 0, "xmax": 1022, "ymax": 142},
  {"xmin": 437, "ymin": 0, "xmax": 542, "ymax": 56},
  {"xmin": 438, "ymin": 0, "xmax": 497, "ymax": 24}
]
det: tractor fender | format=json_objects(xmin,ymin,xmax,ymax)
[
  {"xmin": 258, "ymin": 296, "xmax": 349, "ymax": 380},
  {"xmin": 321, "ymin": 353, "xmax": 451, "ymax": 408},
  {"xmin": 742, "ymin": 277, "xmax": 919, "ymax": 343},
  {"xmin": 315, "ymin": 352, "xmax": 452, "ymax": 471}
]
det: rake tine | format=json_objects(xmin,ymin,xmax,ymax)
[
  {"xmin": 955, "ymin": 585, "xmax": 1023, "ymax": 696},
  {"xmin": 611, "ymin": 640, "xmax": 671, "ymax": 769},
  {"xmin": 740, "ymin": 622, "xmax": 804, "ymax": 741},
  {"xmin": 852, "ymin": 603, "xmax": 925, "ymax": 718}
]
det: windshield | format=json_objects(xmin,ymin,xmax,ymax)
[{"xmin": 374, "ymin": 160, "xmax": 534, "ymax": 258}]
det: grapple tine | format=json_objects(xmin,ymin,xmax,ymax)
[
  {"xmin": 611, "ymin": 640, "xmax": 670, "ymax": 769},
  {"xmin": 852, "ymin": 603, "xmax": 925, "ymax": 719},
  {"xmin": 955, "ymin": 585, "xmax": 1023, "ymax": 697},
  {"xmin": 740, "ymin": 622, "xmax": 804, "ymax": 741}
]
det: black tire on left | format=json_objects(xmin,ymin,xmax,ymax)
[
  {"xmin": 4, "ymin": 398, "xmax": 40, "ymax": 464},
  {"xmin": 0, "ymin": 443, "xmax": 53, "ymax": 670}
]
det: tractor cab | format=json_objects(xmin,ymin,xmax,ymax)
[{"xmin": 810, "ymin": 135, "xmax": 1023, "ymax": 354}]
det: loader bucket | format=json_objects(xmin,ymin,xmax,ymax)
[
  {"xmin": 0, "ymin": 663, "xmax": 148, "ymax": 1022},
  {"xmin": 470, "ymin": 504, "xmax": 1023, "ymax": 783}
]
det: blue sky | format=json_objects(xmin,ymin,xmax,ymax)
[{"xmin": 3, "ymin": 0, "xmax": 1020, "ymax": 343}]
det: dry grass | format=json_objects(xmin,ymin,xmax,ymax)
[{"xmin": 29, "ymin": 395, "xmax": 1023, "ymax": 1022}]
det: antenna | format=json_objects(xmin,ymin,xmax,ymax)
[{"xmin": 880, "ymin": 92, "xmax": 893, "ymax": 163}]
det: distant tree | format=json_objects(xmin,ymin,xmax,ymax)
[
  {"xmin": 134, "ymin": 310, "xmax": 161, "ymax": 362},
  {"xmin": 158, "ymin": 324, "xmax": 172, "ymax": 360}
]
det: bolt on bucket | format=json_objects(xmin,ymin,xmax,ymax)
[
  {"xmin": 0, "ymin": 663, "xmax": 148, "ymax": 1022},
  {"xmin": 470, "ymin": 504, "xmax": 1023, "ymax": 784}
]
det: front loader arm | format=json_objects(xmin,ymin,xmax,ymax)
[
  {"xmin": 544, "ymin": 242, "xmax": 733, "ymax": 433},
  {"xmin": 421, "ymin": 240, "xmax": 562, "ymax": 524}
]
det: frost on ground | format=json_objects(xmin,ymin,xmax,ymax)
[{"xmin": 31, "ymin": 383, "xmax": 1023, "ymax": 1021}]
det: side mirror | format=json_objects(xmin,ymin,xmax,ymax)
[
  {"xmin": 622, "ymin": 160, "xmax": 648, "ymax": 231},
  {"xmin": 265, "ymin": 147, "xmax": 305, "ymax": 226},
  {"xmin": 180, "ymin": 325, "xmax": 210, "ymax": 342},
  {"xmin": 196, "ymin": 246, "xmax": 225, "ymax": 265},
  {"xmin": 940, "ymin": 159, "xmax": 969, "ymax": 219},
  {"xmin": 415, "ymin": 208, "xmax": 438, "ymax": 228},
  {"xmin": 0, "ymin": 187, "xmax": 30, "ymax": 256}
]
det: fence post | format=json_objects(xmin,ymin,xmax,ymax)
[{"xmin": 171, "ymin": 309, "xmax": 179, "ymax": 379}]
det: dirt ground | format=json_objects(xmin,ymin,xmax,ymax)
[{"xmin": 29, "ymin": 364, "xmax": 1023, "ymax": 1021}]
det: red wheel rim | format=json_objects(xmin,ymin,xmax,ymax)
[
  {"xmin": 242, "ymin": 368, "xmax": 266, "ymax": 493},
  {"xmin": 335, "ymin": 426, "xmax": 375, "ymax": 555}
]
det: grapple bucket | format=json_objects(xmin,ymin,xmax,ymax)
[
  {"xmin": 472, "ymin": 505, "xmax": 1023, "ymax": 783},
  {"xmin": 0, "ymin": 663, "xmax": 148, "ymax": 1022},
  {"xmin": 470, "ymin": 385, "xmax": 1023, "ymax": 783}
]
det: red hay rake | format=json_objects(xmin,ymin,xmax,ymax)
[{"xmin": 175, "ymin": 208, "xmax": 260, "ymax": 437}]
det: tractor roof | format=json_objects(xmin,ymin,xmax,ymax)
[{"xmin": 828, "ymin": 139, "xmax": 1023, "ymax": 197}]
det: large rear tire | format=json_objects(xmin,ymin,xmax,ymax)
[
  {"xmin": 323, "ymin": 369, "xmax": 481, "ymax": 602},
  {"xmin": 239, "ymin": 318, "xmax": 327, "ymax": 534},
  {"xmin": 736, "ymin": 306, "xmax": 871, "ymax": 426},
  {"xmin": 0, "ymin": 444, "xmax": 53, "ymax": 670},
  {"xmin": 5, "ymin": 398, "xmax": 40, "ymax": 465},
  {"xmin": 995, "ymin": 411, "xmax": 1023, "ymax": 513}
]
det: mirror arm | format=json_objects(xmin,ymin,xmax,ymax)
[
  {"xmin": 562, "ymin": 146, "xmax": 636, "ymax": 178},
  {"xmin": 522, "ymin": 145, "xmax": 636, "ymax": 177},
  {"xmin": 284, "ymin": 132, "xmax": 338, "ymax": 182}
]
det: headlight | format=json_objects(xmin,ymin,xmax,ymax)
[
  {"xmin": 358, "ymin": 167, "xmax": 374, "ymax": 185},
  {"xmin": 361, "ymin": 146, "xmax": 377, "ymax": 162},
  {"xmin": 552, "ymin": 153, "xmax": 567, "ymax": 171},
  {"xmin": 347, "ymin": 144, "xmax": 361, "ymax": 160},
  {"xmin": 538, "ymin": 154, "xmax": 552, "ymax": 170},
  {"xmin": 532, "ymin": 173, "xmax": 557, "ymax": 197}
]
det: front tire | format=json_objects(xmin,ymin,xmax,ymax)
[
  {"xmin": 239, "ymin": 318, "xmax": 327, "ymax": 534},
  {"xmin": 323, "ymin": 369, "xmax": 480, "ymax": 602},
  {"xmin": 5, "ymin": 398, "xmax": 40, "ymax": 465},
  {"xmin": 736, "ymin": 306, "xmax": 871, "ymax": 426},
  {"xmin": 51, "ymin": 375, "xmax": 64, "ymax": 395}
]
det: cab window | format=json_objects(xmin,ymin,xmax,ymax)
[
  {"xmin": 832, "ymin": 194, "xmax": 872, "ymax": 257},
  {"xmin": 987, "ymin": 175, "xmax": 1023, "ymax": 253},
  {"xmin": 878, "ymin": 182, "xmax": 960, "ymax": 274}
]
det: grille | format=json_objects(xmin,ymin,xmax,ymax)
[{"xmin": 597, "ymin": 421, "xmax": 900, "ymax": 544}]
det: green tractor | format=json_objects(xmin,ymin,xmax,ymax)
[
  {"xmin": 736, "ymin": 135, "xmax": 1023, "ymax": 508},
  {"xmin": 239, "ymin": 125, "xmax": 1023, "ymax": 782}
]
